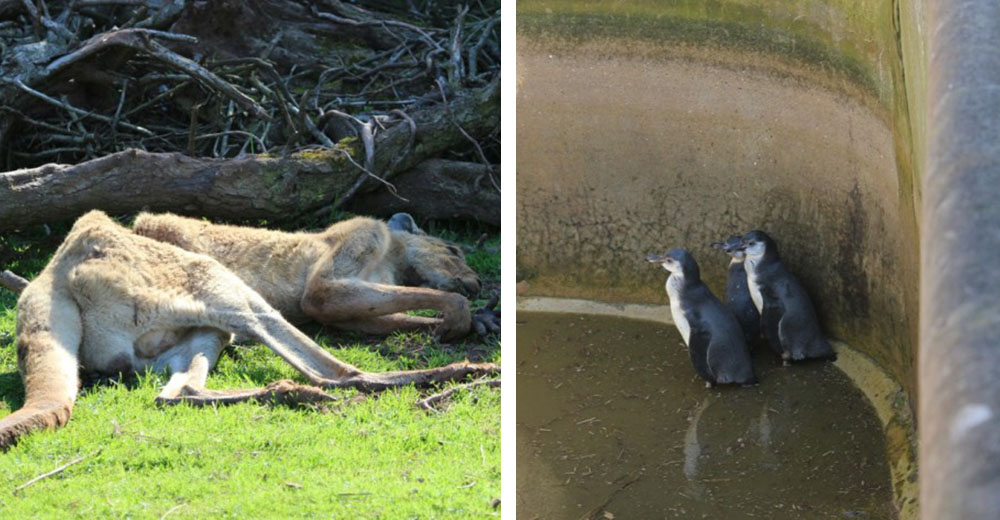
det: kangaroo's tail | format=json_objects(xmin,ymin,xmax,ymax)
[{"xmin": 0, "ymin": 286, "xmax": 81, "ymax": 450}]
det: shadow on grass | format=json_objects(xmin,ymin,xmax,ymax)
[{"xmin": 0, "ymin": 370, "xmax": 25, "ymax": 411}]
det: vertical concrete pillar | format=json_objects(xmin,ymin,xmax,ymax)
[{"xmin": 921, "ymin": 1, "xmax": 1000, "ymax": 518}]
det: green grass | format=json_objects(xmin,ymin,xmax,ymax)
[{"xmin": 0, "ymin": 224, "xmax": 500, "ymax": 519}]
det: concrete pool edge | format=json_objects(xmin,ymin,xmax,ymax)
[{"xmin": 517, "ymin": 296, "xmax": 919, "ymax": 519}]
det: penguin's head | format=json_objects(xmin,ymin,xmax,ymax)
[
  {"xmin": 646, "ymin": 248, "xmax": 700, "ymax": 279},
  {"xmin": 740, "ymin": 230, "xmax": 777, "ymax": 259},
  {"xmin": 711, "ymin": 235, "xmax": 746, "ymax": 259}
]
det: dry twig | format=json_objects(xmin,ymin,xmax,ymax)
[
  {"xmin": 13, "ymin": 449, "xmax": 100, "ymax": 495},
  {"xmin": 417, "ymin": 379, "xmax": 500, "ymax": 411}
]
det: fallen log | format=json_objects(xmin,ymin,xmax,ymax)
[
  {"xmin": 0, "ymin": 81, "xmax": 498, "ymax": 230},
  {"xmin": 346, "ymin": 159, "xmax": 499, "ymax": 225}
]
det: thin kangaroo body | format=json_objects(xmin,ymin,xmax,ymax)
[
  {"xmin": 0, "ymin": 211, "xmax": 496, "ymax": 449},
  {"xmin": 133, "ymin": 212, "xmax": 491, "ymax": 340}
]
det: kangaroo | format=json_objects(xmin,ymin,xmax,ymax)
[
  {"xmin": 133, "ymin": 212, "xmax": 498, "ymax": 340},
  {"xmin": 0, "ymin": 211, "xmax": 497, "ymax": 449}
]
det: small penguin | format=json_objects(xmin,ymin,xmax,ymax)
[
  {"xmin": 739, "ymin": 230, "xmax": 836, "ymax": 362},
  {"xmin": 647, "ymin": 248, "xmax": 756, "ymax": 386},
  {"xmin": 712, "ymin": 235, "xmax": 761, "ymax": 347}
]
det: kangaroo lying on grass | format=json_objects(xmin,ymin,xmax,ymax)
[
  {"xmin": 0, "ymin": 211, "xmax": 497, "ymax": 449},
  {"xmin": 133, "ymin": 212, "xmax": 499, "ymax": 340}
]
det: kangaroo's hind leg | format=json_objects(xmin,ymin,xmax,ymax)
[
  {"xmin": 151, "ymin": 259, "xmax": 496, "ymax": 398},
  {"xmin": 151, "ymin": 327, "xmax": 336, "ymax": 406},
  {"xmin": 152, "ymin": 328, "xmax": 227, "ymax": 403}
]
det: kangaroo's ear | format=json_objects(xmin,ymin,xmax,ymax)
[{"xmin": 386, "ymin": 213, "xmax": 426, "ymax": 235}]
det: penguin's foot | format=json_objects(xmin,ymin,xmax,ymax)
[{"xmin": 782, "ymin": 359, "xmax": 791, "ymax": 367}]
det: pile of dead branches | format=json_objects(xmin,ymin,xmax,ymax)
[{"xmin": 0, "ymin": 0, "xmax": 500, "ymax": 230}]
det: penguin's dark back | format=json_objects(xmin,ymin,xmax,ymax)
[
  {"xmin": 725, "ymin": 261, "xmax": 749, "ymax": 298},
  {"xmin": 724, "ymin": 261, "xmax": 761, "ymax": 339},
  {"xmin": 685, "ymin": 281, "xmax": 744, "ymax": 338}
]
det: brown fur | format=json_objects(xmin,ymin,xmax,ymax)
[
  {"xmin": 133, "ymin": 213, "xmax": 481, "ymax": 339},
  {"xmin": 0, "ymin": 211, "xmax": 496, "ymax": 449}
]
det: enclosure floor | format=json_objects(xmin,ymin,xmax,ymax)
[{"xmin": 516, "ymin": 312, "xmax": 894, "ymax": 519}]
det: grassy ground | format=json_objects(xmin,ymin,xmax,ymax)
[{"xmin": 0, "ymin": 218, "xmax": 500, "ymax": 519}]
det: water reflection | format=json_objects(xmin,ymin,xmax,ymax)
[{"xmin": 517, "ymin": 312, "xmax": 894, "ymax": 519}]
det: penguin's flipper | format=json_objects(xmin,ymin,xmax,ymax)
[
  {"xmin": 687, "ymin": 328, "xmax": 715, "ymax": 383},
  {"xmin": 760, "ymin": 296, "xmax": 785, "ymax": 355}
]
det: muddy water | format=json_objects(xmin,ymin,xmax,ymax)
[{"xmin": 517, "ymin": 312, "xmax": 894, "ymax": 519}]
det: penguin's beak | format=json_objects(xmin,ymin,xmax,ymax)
[
  {"xmin": 646, "ymin": 252, "xmax": 669, "ymax": 264},
  {"xmin": 712, "ymin": 237, "xmax": 745, "ymax": 253}
]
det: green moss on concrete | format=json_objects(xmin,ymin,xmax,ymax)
[{"xmin": 518, "ymin": 0, "xmax": 896, "ymax": 103}]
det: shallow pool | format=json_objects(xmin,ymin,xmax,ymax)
[{"xmin": 517, "ymin": 312, "xmax": 894, "ymax": 519}]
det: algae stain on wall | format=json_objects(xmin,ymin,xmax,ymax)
[
  {"xmin": 518, "ymin": 0, "xmax": 898, "ymax": 104},
  {"xmin": 516, "ymin": 0, "xmax": 924, "ymax": 401}
]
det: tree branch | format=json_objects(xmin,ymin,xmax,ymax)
[
  {"xmin": 345, "ymin": 159, "xmax": 499, "ymax": 226},
  {"xmin": 0, "ymin": 80, "xmax": 497, "ymax": 230},
  {"xmin": 0, "ymin": 270, "xmax": 28, "ymax": 293}
]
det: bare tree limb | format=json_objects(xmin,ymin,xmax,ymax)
[
  {"xmin": 1, "ymin": 270, "xmax": 28, "ymax": 293},
  {"xmin": 13, "ymin": 78, "xmax": 154, "ymax": 136},
  {"xmin": 43, "ymin": 28, "xmax": 270, "ymax": 119},
  {"xmin": 312, "ymin": 2, "xmax": 443, "ymax": 52},
  {"xmin": 448, "ymin": 5, "xmax": 469, "ymax": 88},
  {"xmin": 416, "ymin": 379, "xmax": 500, "ymax": 411}
]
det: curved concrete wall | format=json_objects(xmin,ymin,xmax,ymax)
[
  {"xmin": 516, "ymin": 1, "xmax": 931, "ymax": 517},
  {"xmin": 517, "ymin": 1, "xmax": 922, "ymax": 395}
]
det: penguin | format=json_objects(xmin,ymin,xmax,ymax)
[
  {"xmin": 647, "ymin": 248, "xmax": 756, "ymax": 386},
  {"xmin": 739, "ymin": 230, "xmax": 836, "ymax": 362},
  {"xmin": 711, "ymin": 235, "xmax": 762, "ymax": 348}
]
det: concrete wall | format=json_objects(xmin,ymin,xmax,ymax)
[
  {"xmin": 517, "ymin": 0, "xmax": 922, "ymax": 401},
  {"xmin": 516, "ymin": 1, "xmax": 928, "ymax": 516}
]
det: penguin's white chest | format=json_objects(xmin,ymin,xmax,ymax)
[
  {"xmin": 666, "ymin": 275, "xmax": 692, "ymax": 345},
  {"xmin": 744, "ymin": 259, "xmax": 764, "ymax": 313}
]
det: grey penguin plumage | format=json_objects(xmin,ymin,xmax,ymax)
[
  {"xmin": 739, "ymin": 230, "xmax": 836, "ymax": 362},
  {"xmin": 712, "ymin": 235, "xmax": 761, "ymax": 348},
  {"xmin": 647, "ymin": 248, "xmax": 756, "ymax": 386}
]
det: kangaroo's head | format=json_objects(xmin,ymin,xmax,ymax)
[{"xmin": 387, "ymin": 213, "xmax": 481, "ymax": 298}]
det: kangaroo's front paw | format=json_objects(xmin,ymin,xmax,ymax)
[{"xmin": 471, "ymin": 294, "xmax": 500, "ymax": 336}]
